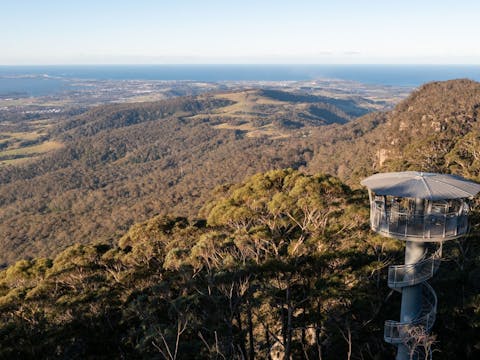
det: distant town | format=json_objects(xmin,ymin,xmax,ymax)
[{"xmin": 0, "ymin": 76, "xmax": 411, "ymax": 118}]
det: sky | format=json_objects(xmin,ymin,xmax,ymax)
[{"xmin": 1, "ymin": 0, "xmax": 479, "ymax": 65}]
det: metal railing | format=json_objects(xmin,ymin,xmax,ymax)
[
  {"xmin": 384, "ymin": 282, "xmax": 438, "ymax": 344},
  {"xmin": 371, "ymin": 201, "xmax": 468, "ymax": 241},
  {"xmin": 388, "ymin": 247, "xmax": 442, "ymax": 289}
]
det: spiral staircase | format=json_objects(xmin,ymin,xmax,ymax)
[{"xmin": 384, "ymin": 245, "xmax": 441, "ymax": 345}]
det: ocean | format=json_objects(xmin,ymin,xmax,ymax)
[{"xmin": 1, "ymin": 64, "xmax": 480, "ymax": 96}]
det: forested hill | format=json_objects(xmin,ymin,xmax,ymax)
[
  {"xmin": 1, "ymin": 169, "xmax": 479, "ymax": 359},
  {"xmin": 307, "ymin": 79, "xmax": 480, "ymax": 183},
  {"xmin": 0, "ymin": 88, "xmax": 373, "ymax": 264},
  {"xmin": 1, "ymin": 80, "xmax": 480, "ymax": 265}
]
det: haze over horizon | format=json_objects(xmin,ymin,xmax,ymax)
[{"xmin": 1, "ymin": 0, "xmax": 480, "ymax": 65}]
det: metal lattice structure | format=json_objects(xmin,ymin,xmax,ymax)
[{"xmin": 361, "ymin": 172, "xmax": 480, "ymax": 360}]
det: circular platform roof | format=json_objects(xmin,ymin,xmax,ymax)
[{"xmin": 361, "ymin": 171, "xmax": 480, "ymax": 200}]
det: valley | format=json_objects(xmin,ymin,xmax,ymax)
[
  {"xmin": 0, "ymin": 79, "xmax": 410, "ymax": 264},
  {"xmin": 0, "ymin": 78, "xmax": 408, "ymax": 167},
  {"xmin": 0, "ymin": 78, "xmax": 480, "ymax": 360}
]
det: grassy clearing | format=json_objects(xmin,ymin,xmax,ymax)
[
  {"xmin": 5, "ymin": 131, "xmax": 46, "ymax": 141},
  {"xmin": 212, "ymin": 91, "xmax": 256, "ymax": 115},
  {"xmin": 203, "ymin": 91, "xmax": 291, "ymax": 139},
  {"xmin": 0, "ymin": 157, "xmax": 34, "ymax": 166},
  {"xmin": 29, "ymin": 119, "xmax": 57, "ymax": 127},
  {"xmin": 0, "ymin": 141, "xmax": 63, "ymax": 157},
  {"xmin": 0, "ymin": 98, "xmax": 71, "ymax": 107},
  {"xmin": 214, "ymin": 123, "xmax": 258, "ymax": 131},
  {"xmin": 0, "ymin": 119, "xmax": 53, "ymax": 146},
  {"xmin": 214, "ymin": 122, "xmax": 289, "ymax": 139},
  {"xmin": 211, "ymin": 91, "xmax": 284, "ymax": 114},
  {"xmin": 0, "ymin": 140, "xmax": 64, "ymax": 166},
  {"xmin": 183, "ymin": 90, "xmax": 293, "ymax": 139}
]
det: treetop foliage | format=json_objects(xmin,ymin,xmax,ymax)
[{"xmin": 1, "ymin": 168, "xmax": 478, "ymax": 358}]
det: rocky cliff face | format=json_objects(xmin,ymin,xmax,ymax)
[
  {"xmin": 378, "ymin": 80, "xmax": 480, "ymax": 172},
  {"xmin": 377, "ymin": 79, "xmax": 480, "ymax": 167}
]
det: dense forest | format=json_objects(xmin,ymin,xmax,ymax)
[
  {"xmin": 0, "ymin": 89, "xmax": 370, "ymax": 264},
  {"xmin": 307, "ymin": 79, "xmax": 480, "ymax": 184},
  {"xmin": 1, "ymin": 80, "xmax": 479, "ymax": 265},
  {"xmin": 1, "ymin": 169, "xmax": 479, "ymax": 359},
  {"xmin": 1, "ymin": 80, "xmax": 480, "ymax": 358}
]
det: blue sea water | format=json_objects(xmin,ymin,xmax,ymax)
[
  {"xmin": 1, "ymin": 64, "xmax": 480, "ymax": 96},
  {"xmin": 0, "ymin": 76, "xmax": 72, "ymax": 97}
]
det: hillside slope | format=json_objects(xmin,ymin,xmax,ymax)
[
  {"xmin": 1, "ymin": 169, "xmax": 479, "ymax": 359},
  {"xmin": 0, "ymin": 89, "xmax": 362, "ymax": 264},
  {"xmin": 307, "ymin": 79, "xmax": 480, "ymax": 184},
  {"xmin": 1, "ymin": 79, "xmax": 479, "ymax": 264}
]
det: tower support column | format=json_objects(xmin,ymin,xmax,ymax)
[{"xmin": 396, "ymin": 240, "xmax": 426, "ymax": 360}]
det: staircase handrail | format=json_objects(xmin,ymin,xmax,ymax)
[
  {"xmin": 384, "ymin": 282, "xmax": 437, "ymax": 344},
  {"xmin": 388, "ymin": 246, "xmax": 442, "ymax": 288}
]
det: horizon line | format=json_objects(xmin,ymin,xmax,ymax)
[{"xmin": 1, "ymin": 63, "xmax": 480, "ymax": 67}]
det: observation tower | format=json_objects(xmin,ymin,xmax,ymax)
[{"xmin": 361, "ymin": 171, "xmax": 480, "ymax": 360}]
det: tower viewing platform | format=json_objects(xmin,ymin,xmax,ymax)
[
  {"xmin": 370, "ymin": 191, "xmax": 469, "ymax": 241},
  {"xmin": 361, "ymin": 171, "xmax": 480, "ymax": 360}
]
